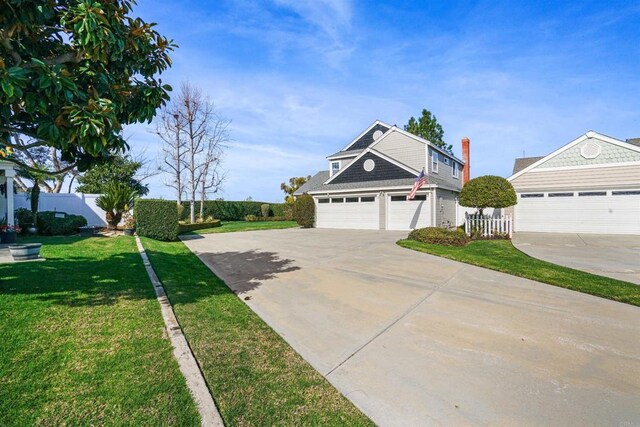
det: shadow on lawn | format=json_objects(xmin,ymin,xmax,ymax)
[{"xmin": 195, "ymin": 250, "xmax": 300, "ymax": 294}]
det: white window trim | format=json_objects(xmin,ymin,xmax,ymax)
[
  {"xmin": 330, "ymin": 160, "xmax": 341, "ymax": 176},
  {"xmin": 432, "ymin": 151, "xmax": 439, "ymax": 173},
  {"xmin": 452, "ymin": 162, "xmax": 459, "ymax": 178}
]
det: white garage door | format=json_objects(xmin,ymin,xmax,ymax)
[
  {"xmin": 387, "ymin": 194, "xmax": 432, "ymax": 231},
  {"xmin": 515, "ymin": 190, "xmax": 640, "ymax": 234},
  {"xmin": 315, "ymin": 195, "xmax": 380, "ymax": 229}
]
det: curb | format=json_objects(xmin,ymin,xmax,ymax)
[{"xmin": 135, "ymin": 235, "xmax": 224, "ymax": 427}]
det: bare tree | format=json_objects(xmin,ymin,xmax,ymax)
[
  {"xmin": 155, "ymin": 82, "xmax": 228, "ymax": 222},
  {"xmin": 154, "ymin": 104, "xmax": 187, "ymax": 204},
  {"xmin": 198, "ymin": 113, "xmax": 229, "ymax": 218}
]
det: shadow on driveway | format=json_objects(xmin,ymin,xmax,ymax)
[{"xmin": 197, "ymin": 250, "xmax": 300, "ymax": 294}]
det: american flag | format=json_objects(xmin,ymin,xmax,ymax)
[{"xmin": 408, "ymin": 170, "xmax": 427, "ymax": 200}]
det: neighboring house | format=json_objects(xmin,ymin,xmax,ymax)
[
  {"xmin": 295, "ymin": 120, "xmax": 469, "ymax": 230},
  {"xmin": 508, "ymin": 131, "xmax": 640, "ymax": 235},
  {"xmin": 0, "ymin": 160, "xmax": 16, "ymax": 226}
]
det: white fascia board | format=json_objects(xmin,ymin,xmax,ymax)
[
  {"xmin": 308, "ymin": 183, "xmax": 438, "ymax": 195},
  {"xmin": 340, "ymin": 120, "xmax": 393, "ymax": 151},
  {"xmin": 323, "ymin": 146, "xmax": 420, "ymax": 185},
  {"xmin": 326, "ymin": 152, "xmax": 360, "ymax": 160}
]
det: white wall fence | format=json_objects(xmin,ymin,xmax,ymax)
[
  {"xmin": 464, "ymin": 212, "xmax": 513, "ymax": 238},
  {"xmin": 14, "ymin": 193, "xmax": 107, "ymax": 226}
]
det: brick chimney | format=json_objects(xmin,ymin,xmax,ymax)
[{"xmin": 461, "ymin": 137, "xmax": 470, "ymax": 184}]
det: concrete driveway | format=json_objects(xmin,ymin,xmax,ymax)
[
  {"xmin": 182, "ymin": 229, "xmax": 640, "ymax": 426},
  {"xmin": 513, "ymin": 232, "xmax": 640, "ymax": 285}
]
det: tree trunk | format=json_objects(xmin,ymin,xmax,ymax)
[
  {"xmin": 199, "ymin": 178, "xmax": 205, "ymax": 219},
  {"xmin": 105, "ymin": 211, "xmax": 122, "ymax": 230}
]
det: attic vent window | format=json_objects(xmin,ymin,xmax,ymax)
[
  {"xmin": 580, "ymin": 142, "xmax": 601, "ymax": 159},
  {"xmin": 363, "ymin": 159, "xmax": 376, "ymax": 172},
  {"xmin": 372, "ymin": 130, "xmax": 383, "ymax": 140}
]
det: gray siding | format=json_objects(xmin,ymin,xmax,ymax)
[
  {"xmin": 435, "ymin": 188, "xmax": 458, "ymax": 228},
  {"xmin": 510, "ymin": 164, "xmax": 640, "ymax": 191},
  {"xmin": 428, "ymin": 147, "xmax": 463, "ymax": 191},
  {"xmin": 348, "ymin": 123, "xmax": 390, "ymax": 151},
  {"xmin": 330, "ymin": 152, "xmax": 415, "ymax": 184},
  {"xmin": 374, "ymin": 131, "xmax": 425, "ymax": 172}
]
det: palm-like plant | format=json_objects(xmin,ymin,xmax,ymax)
[{"xmin": 96, "ymin": 182, "xmax": 138, "ymax": 230}]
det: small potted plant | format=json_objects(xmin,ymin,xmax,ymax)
[
  {"xmin": 0, "ymin": 223, "xmax": 21, "ymax": 244},
  {"xmin": 122, "ymin": 212, "xmax": 135, "ymax": 236}
]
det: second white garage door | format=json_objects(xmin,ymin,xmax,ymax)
[
  {"xmin": 387, "ymin": 194, "xmax": 432, "ymax": 231},
  {"xmin": 315, "ymin": 195, "xmax": 380, "ymax": 229},
  {"xmin": 515, "ymin": 190, "xmax": 640, "ymax": 234}
]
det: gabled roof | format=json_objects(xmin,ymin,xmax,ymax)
[
  {"xmin": 512, "ymin": 156, "xmax": 544, "ymax": 174},
  {"xmin": 339, "ymin": 120, "xmax": 392, "ymax": 152},
  {"xmin": 324, "ymin": 146, "xmax": 420, "ymax": 185},
  {"xmin": 293, "ymin": 170, "xmax": 330, "ymax": 196},
  {"xmin": 508, "ymin": 130, "xmax": 640, "ymax": 181}
]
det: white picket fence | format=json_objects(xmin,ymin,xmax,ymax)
[{"xmin": 464, "ymin": 213, "xmax": 513, "ymax": 238}]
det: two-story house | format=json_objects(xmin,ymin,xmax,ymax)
[{"xmin": 295, "ymin": 120, "xmax": 470, "ymax": 231}]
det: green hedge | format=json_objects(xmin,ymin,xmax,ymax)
[
  {"xmin": 270, "ymin": 203, "xmax": 292, "ymax": 219},
  {"xmin": 36, "ymin": 211, "xmax": 88, "ymax": 235},
  {"xmin": 178, "ymin": 220, "xmax": 221, "ymax": 233},
  {"xmin": 408, "ymin": 227, "xmax": 469, "ymax": 246},
  {"xmin": 179, "ymin": 201, "xmax": 289, "ymax": 221},
  {"xmin": 292, "ymin": 194, "xmax": 314, "ymax": 228},
  {"xmin": 135, "ymin": 199, "xmax": 179, "ymax": 241}
]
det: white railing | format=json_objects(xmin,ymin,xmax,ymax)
[{"xmin": 464, "ymin": 213, "xmax": 513, "ymax": 238}]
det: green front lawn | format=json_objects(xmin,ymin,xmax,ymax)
[
  {"xmin": 398, "ymin": 239, "xmax": 640, "ymax": 307},
  {"xmin": 190, "ymin": 220, "xmax": 298, "ymax": 234},
  {"xmin": 0, "ymin": 236, "xmax": 199, "ymax": 426},
  {"xmin": 141, "ymin": 237, "xmax": 373, "ymax": 426}
]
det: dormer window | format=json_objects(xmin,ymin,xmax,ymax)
[
  {"xmin": 431, "ymin": 152, "xmax": 439, "ymax": 173},
  {"xmin": 331, "ymin": 161, "xmax": 341, "ymax": 176}
]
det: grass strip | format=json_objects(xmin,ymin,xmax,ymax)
[
  {"xmin": 189, "ymin": 220, "xmax": 298, "ymax": 235},
  {"xmin": 398, "ymin": 239, "xmax": 640, "ymax": 306},
  {"xmin": 141, "ymin": 237, "xmax": 373, "ymax": 426},
  {"xmin": 0, "ymin": 236, "xmax": 200, "ymax": 426}
]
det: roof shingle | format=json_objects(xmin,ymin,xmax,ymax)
[{"xmin": 512, "ymin": 156, "xmax": 544, "ymax": 175}]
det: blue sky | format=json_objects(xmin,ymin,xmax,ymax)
[{"xmin": 125, "ymin": 0, "xmax": 640, "ymax": 202}]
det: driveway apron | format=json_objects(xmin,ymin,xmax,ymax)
[{"xmin": 182, "ymin": 228, "xmax": 640, "ymax": 426}]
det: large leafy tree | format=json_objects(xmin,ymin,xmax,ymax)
[
  {"xmin": 75, "ymin": 154, "xmax": 149, "ymax": 195},
  {"xmin": 405, "ymin": 109, "xmax": 453, "ymax": 154},
  {"xmin": 0, "ymin": 0, "xmax": 175, "ymax": 173}
]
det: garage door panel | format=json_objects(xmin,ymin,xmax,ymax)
[
  {"xmin": 515, "ymin": 193, "xmax": 640, "ymax": 234},
  {"xmin": 316, "ymin": 198, "xmax": 380, "ymax": 229},
  {"xmin": 387, "ymin": 196, "xmax": 432, "ymax": 231}
]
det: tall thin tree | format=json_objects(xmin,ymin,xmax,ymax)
[{"xmin": 154, "ymin": 105, "xmax": 187, "ymax": 204}]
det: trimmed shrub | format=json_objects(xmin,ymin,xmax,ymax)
[
  {"xmin": 271, "ymin": 203, "xmax": 292, "ymax": 219},
  {"xmin": 292, "ymin": 194, "xmax": 314, "ymax": 228},
  {"xmin": 36, "ymin": 211, "xmax": 88, "ymax": 235},
  {"xmin": 134, "ymin": 199, "xmax": 179, "ymax": 241},
  {"xmin": 408, "ymin": 227, "xmax": 469, "ymax": 246},
  {"xmin": 14, "ymin": 208, "xmax": 34, "ymax": 229},
  {"xmin": 178, "ymin": 220, "xmax": 221, "ymax": 233},
  {"xmin": 459, "ymin": 175, "xmax": 517, "ymax": 214},
  {"xmin": 244, "ymin": 215, "xmax": 290, "ymax": 222},
  {"xmin": 260, "ymin": 203, "xmax": 270, "ymax": 218}
]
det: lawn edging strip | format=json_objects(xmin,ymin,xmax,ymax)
[{"xmin": 134, "ymin": 235, "xmax": 224, "ymax": 427}]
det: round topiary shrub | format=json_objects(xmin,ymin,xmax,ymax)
[
  {"xmin": 260, "ymin": 203, "xmax": 270, "ymax": 218},
  {"xmin": 458, "ymin": 175, "xmax": 517, "ymax": 215},
  {"xmin": 292, "ymin": 194, "xmax": 314, "ymax": 228},
  {"xmin": 408, "ymin": 227, "xmax": 469, "ymax": 246}
]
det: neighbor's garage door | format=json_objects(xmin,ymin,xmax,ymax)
[
  {"xmin": 515, "ymin": 190, "xmax": 640, "ymax": 234},
  {"xmin": 315, "ymin": 195, "xmax": 380, "ymax": 229},
  {"xmin": 387, "ymin": 194, "xmax": 432, "ymax": 231}
]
